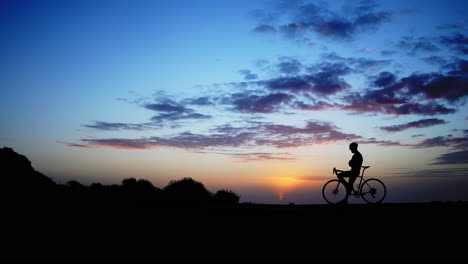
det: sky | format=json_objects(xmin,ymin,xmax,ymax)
[{"xmin": 1, "ymin": 0, "xmax": 467, "ymax": 204}]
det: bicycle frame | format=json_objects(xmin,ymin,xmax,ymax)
[{"xmin": 335, "ymin": 166, "xmax": 369, "ymax": 196}]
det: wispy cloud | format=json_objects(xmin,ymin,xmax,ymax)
[
  {"xmin": 338, "ymin": 65, "xmax": 467, "ymax": 115},
  {"xmin": 227, "ymin": 92, "xmax": 294, "ymax": 114},
  {"xmin": 82, "ymin": 121, "xmax": 152, "ymax": 131},
  {"xmin": 430, "ymin": 150, "xmax": 468, "ymax": 165},
  {"xmin": 83, "ymin": 98, "xmax": 212, "ymax": 131},
  {"xmin": 57, "ymin": 141, "xmax": 94, "ymax": 148},
  {"xmin": 379, "ymin": 118, "xmax": 449, "ymax": 133},
  {"xmin": 397, "ymin": 36, "xmax": 440, "ymax": 55},
  {"xmin": 388, "ymin": 168, "xmax": 467, "ymax": 179},
  {"xmin": 239, "ymin": 70, "xmax": 258, "ymax": 80},
  {"xmin": 410, "ymin": 135, "xmax": 468, "ymax": 149},
  {"xmin": 440, "ymin": 33, "xmax": 468, "ymax": 54},
  {"xmin": 82, "ymin": 138, "xmax": 158, "ymax": 149},
  {"xmin": 79, "ymin": 120, "xmax": 362, "ymax": 151},
  {"xmin": 206, "ymin": 151, "xmax": 297, "ymax": 162}
]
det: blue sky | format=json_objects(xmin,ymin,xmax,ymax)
[{"xmin": 1, "ymin": 0, "xmax": 467, "ymax": 204}]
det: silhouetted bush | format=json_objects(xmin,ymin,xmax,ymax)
[
  {"xmin": 213, "ymin": 189, "xmax": 240, "ymax": 204},
  {"xmin": 67, "ymin": 180, "xmax": 85, "ymax": 190},
  {"xmin": 163, "ymin": 177, "xmax": 212, "ymax": 202},
  {"xmin": 122, "ymin": 177, "xmax": 138, "ymax": 187},
  {"xmin": 121, "ymin": 177, "xmax": 162, "ymax": 200}
]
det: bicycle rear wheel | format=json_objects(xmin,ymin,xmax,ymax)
[
  {"xmin": 322, "ymin": 179, "xmax": 347, "ymax": 204},
  {"xmin": 360, "ymin": 178, "xmax": 386, "ymax": 204}
]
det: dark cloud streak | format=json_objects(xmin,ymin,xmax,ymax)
[
  {"xmin": 82, "ymin": 121, "xmax": 151, "ymax": 131},
  {"xmin": 430, "ymin": 150, "xmax": 468, "ymax": 165},
  {"xmin": 380, "ymin": 118, "xmax": 449, "ymax": 132}
]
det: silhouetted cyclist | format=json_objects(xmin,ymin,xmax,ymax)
[{"xmin": 336, "ymin": 142, "xmax": 363, "ymax": 204}]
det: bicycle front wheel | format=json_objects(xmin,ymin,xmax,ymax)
[
  {"xmin": 360, "ymin": 178, "xmax": 386, "ymax": 204},
  {"xmin": 322, "ymin": 179, "xmax": 347, "ymax": 204}
]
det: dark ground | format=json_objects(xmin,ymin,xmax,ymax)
[{"xmin": 2, "ymin": 200, "xmax": 467, "ymax": 261}]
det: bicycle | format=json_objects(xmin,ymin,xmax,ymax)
[{"xmin": 322, "ymin": 166, "xmax": 386, "ymax": 204}]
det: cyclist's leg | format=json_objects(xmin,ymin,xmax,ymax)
[
  {"xmin": 348, "ymin": 175, "xmax": 357, "ymax": 193},
  {"xmin": 337, "ymin": 171, "xmax": 352, "ymax": 202}
]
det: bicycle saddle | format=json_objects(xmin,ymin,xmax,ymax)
[{"xmin": 362, "ymin": 166, "xmax": 370, "ymax": 169}]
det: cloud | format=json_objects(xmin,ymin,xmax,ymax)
[
  {"xmin": 79, "ymin": 133, "xmax": 235, "ymax": 150},
  {"xmin": 437, "ymin": 20, "xmax": 466, "ymax": 30},
  {"xmin": 149, "ymin": 132, "xmax": 255, "ymax": 149},
  {"xmin": 209, "ymin": 152, "xmax": 296, "ymax": 162},
  {"xmin": 252, "ymin": 0, "xmax": 393, "ymax": 41},
  {"xmin": 380, "ymin": 50, "xmax": 397, "ymax": 56},
  {"xmin": 372, "ymin": 71, "xmax": 397, "ymax": 87},
  {"xmin": 443, "ymin": 59, "xmax": 468, "ymax": 76},
  {"xmin": 338, "ymin": 67, "xmax": 467, "ymax": 115},
  {"xmin": 379, "ymin": 118, "xmax": 449, "ymax": 132},
  {"xmin": 145, "ymin": 102, "xmax": 212, "ymax": 123},
  {"xmin": 379, "ymin": 103, "xmax": 456, "ymax": 116},
  {"xmin": 389, "ymin": 168, "xmax": 467, "ymax": 179},
  {"xmin": 228, "ymin": 92, "xmax": 294, "ymax": 113},
  {"xmin": 320, "ymin": 53, "xmax": 391, "ymax": 72},
  {"xmin": 82, "ymin": 121, "xmax": 151, "ymax": 131},
  {"xmin": 82, "ymin": 138, "xmax": 158, "ymax": 149},
  {"xmin": 151, "ymin": 112, "xmax": 212, "ymax": 122},
  {"xmin": 360, "ymin": 138, "xmax": 404, "ymax": 147},
  {"xmin": 411, "ymin": 136, "xmax": 468, "ymax": 149},
  {"xmin": 440, "ymin": 33, "xmax": 468, "ymax": 54},
  {"xmin": 276, "ymin": 57, "xmax": 303, "ymax": 75},
  {"xmin": 226, "ymin": 56, "xmax": 464, "ymax": 116},
  {"xmin": 403, "ymin": 73, "xmax": 468, "ymax": 103},
  {"xmin": 430, "ymin": 150, "xmax": 468, "ymax": 165},
  {"xmin": 57, "ymin": 141, "xmax": 94, "ymax": 148},
  {"xmin": 83, "ymin": 99, "xmax": 212, "ymax": 131},
  {"xmin": 181, "ymin": 96, "xmax": 214, "ymax": 106},
  {"xmin": 83, "ymin": 94, "xmax": 217, "ymax": 133},
  {"xmin": 294, "ymin": 101, "xmax": 335, "ymax": 111},
  {"xmin": 239, "ymin": 70, "xmax": 258, "ymax": 80},
  {"xmin": 252, "ymin": 24, "xmax": 277, "ymax": 33},
  {"xmin": 305, "ymin": 72, "xmax": 351, "ymax": 96},
  {"xmin": 422, "ymin": 56, "xmax": 448, "ymax": 66},
  {"xmin": 144, "ymin": 103, "xmax": 187, "ymax": 113},
  {"xmin": 79, "ymin": 120, "xmax": 362, "ymax": 151},
  {"xmin": 259, "ymin": 62, "xmax": 352, "ymax": 97},
  {"xmin": 76, "ymin": 119, "xmax": 465, "ymax": 155},
  {"xmin": 361, "ymin": 135, "xmax": 468, "ymax": 149},
  {"xmin": 397, "ymin": 36, "xmax": 440, "ymax": 55},
  {"xmin": 261, "ymin": 76, "xmax": 312, "ymax": 92},
  {"xmin": 250, "ymin": 121, "xmax": 362, "ymax": 148},
  {"xmin": 223, "ymin": 55, "xmax": 391, "ymax": 113}
]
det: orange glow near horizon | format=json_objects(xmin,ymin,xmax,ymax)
[{"xmin": 272, "ymin": 176, "xmax": 299, "ymax": 190}]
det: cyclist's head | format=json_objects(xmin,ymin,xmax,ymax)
[{"xmin": 349, "ymin": 142, "xmax": 358, "ymax": 152}]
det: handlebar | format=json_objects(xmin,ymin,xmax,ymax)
[{"xmin": 333, "ymin": 167, "xmax": 343, "ymax": 175}]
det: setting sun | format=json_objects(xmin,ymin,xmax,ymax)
[{"xmin": 272, "ymin": 177, "xmax": 299, "ymax": 191}]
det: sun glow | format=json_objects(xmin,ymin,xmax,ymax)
[{"xmin": 271, "ymin": 176, "xmax": 299, "ymax": 190}]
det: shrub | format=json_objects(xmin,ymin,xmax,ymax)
[
  {"xmin": 163, "ymin": 177, "xmax": 212, "ymax": 202},
  {"xmin": 213, "ymin": 189, "xmax": 240, "ymax": 204}
]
